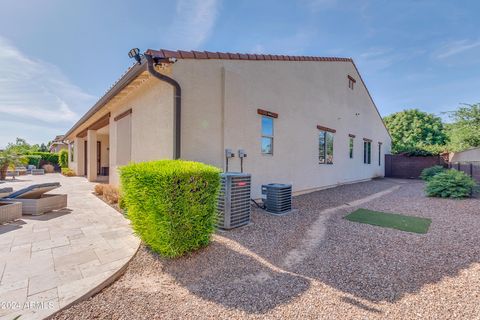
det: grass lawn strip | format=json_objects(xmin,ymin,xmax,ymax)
[{"xmin": 345, "ymin": 208, "xmax": 431, "ymax": 234}]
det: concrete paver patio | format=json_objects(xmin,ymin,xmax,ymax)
[{"xmin": 0, "ymin": 174, "xmax": 140, "ymax": 320}]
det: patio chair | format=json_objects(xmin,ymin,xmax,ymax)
[
  {"xmin": 31, "ymin": 169, "xmax": 45, "ymax": 175},
  {"xmin": 2, "ymin": 183, "xmax": 67, "ymax": 215},
  {"xmin": 27, "ymin": 165, "xmax": 36, "ymax": 174},
  {"xmin": 16, "ymin": 167, "xmax": 27, "ymax": 176},
  {"xmin": 0, "ymin": 187, "xmax": 13, "ymax": 198}
]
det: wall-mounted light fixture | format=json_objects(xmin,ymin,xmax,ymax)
[{"xmin": 128, "ymin": 48, "xmax": 143, "ymax": 64}]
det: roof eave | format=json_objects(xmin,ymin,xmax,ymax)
[{"xmin": 64, "ymin": 61, "xmax": 147, "ymax": 141}]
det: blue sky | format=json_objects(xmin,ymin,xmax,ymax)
[{"xmin": 1, "ymin": 0, "xmax": 479, "ymax": 148}]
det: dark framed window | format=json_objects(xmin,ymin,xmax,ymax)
[
  {"xmin": 349, "ymin": 137, "xmax": 354, "ymax": 158},
  {"xmin": 319, "ymin": 130, "xmax": 334, "ymax": 164},
  {"xmin": 363, "ymin": 140, "xmax": 371, "ymax": 164},
  {"xmin": 261, "ymin": 116, "xmax": 274, "ymax": 155},
  {"xmin": 378, "ymin": 142, "xmax": 382, "ymax": 166}
]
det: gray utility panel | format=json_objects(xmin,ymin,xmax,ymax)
[{"xmin": 217, "ymin": 172, "xmax": 251, "ymax": 229}]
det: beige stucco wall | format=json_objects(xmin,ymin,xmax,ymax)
[
  {"xmin": 450, "ymin": 148, "xmax": 480, "ymax": 162},
  {"xmin": 68, "ymin": 58, "xmax": 390, "ymax": 198},
  {"xmin": 108, "ymin": 76, "xmax": 174, "ymax": 185},
  {"xmin": 172, "ymin": 59, "xmax": 391, "ymax": 198}
]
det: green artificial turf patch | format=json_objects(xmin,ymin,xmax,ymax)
[{"xmin": 345, "ymin": 208, "xmax": 431, "ymax": 234}]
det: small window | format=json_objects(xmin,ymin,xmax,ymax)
[
  {"xmin": 378, "ymin": 142, "xmax": 382, "ymax": 166},
  {"xmin": 363, "ymin": 140, "xmax": 371, "ymax": 164},
  {"xmin": 348, "ymin": 75, "xmax": 356, "ymax": 90},
  {"xmin": 319, "ymin": 130, "xmax": 334, "ymax": 164},
  {"xmin": 261, "ymin": 116, "xmax": 274, "ymax": 154},
  {"xmin": 349, "ymin": 137, "xmax": 354, "ymax": 159}
]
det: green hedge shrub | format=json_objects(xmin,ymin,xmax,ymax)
[
  {"xmin": 425, "ymin": 169, "xmax": 477, "ymax": 198},
  {"xmin": 27, "ymin": 152, "xmax": 59, "ymax": 165},
  {"xmin": 420, "ymin": 165, "xmax": 446, "ymax": 181},
  {"xmin": 59, "ymin": 149, "xmax": 69, "ymax": 168},
  {"xmin": 24, "ymin": 155, "xmax": 41, "ymax": 168},
  {"xmin": 120, "ymin": 160, "xmax": 221, "ymax": 258}
]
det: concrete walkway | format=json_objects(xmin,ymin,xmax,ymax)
[{"xmin": 0, "ymin": 174, "xmax": 140, "ymax": 320}]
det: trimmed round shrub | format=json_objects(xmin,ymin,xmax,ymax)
[
  {"xmin": 420, "ymin": 165, "xmax": 445, "ymax": 181},
  {"xmin": 425, "ymin": 169, "xmax": 477, "ymax": 199},
  {"xmin": 59, "ymin": 149, "xmax": 69, "ymax": 168},
  {"xmin": 120, "ymin": 160, "xmax": 221, "ymax": 258}
]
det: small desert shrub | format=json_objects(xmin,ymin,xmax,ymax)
[
  {"xmin": 61, "ymin": 168, "xmax": 75, "ymax": 176},
  {"xmin": 120, "ymin": 160, "xmax": 221, "ymax": 258},
  {"xmin": 420, "ymin": 165, "xmax": 445, "ymax": 181},
  {"xmin": 103, "ymin": 184, "xmax": 120, "ymax": 204},
  {"xmin": 59, "ymin": 149, "xmax": 69, "ymax": 168},
  {"xmin": 42, "ymin": 164, "xmax": 55, "ymax": 173},
  {"xmin": 94, "ymin": 184, "xmax": 105, "ymax": 195},
  {"xmin": 425, "ymin": 169, "xmax": 477, "ymax": 199}
]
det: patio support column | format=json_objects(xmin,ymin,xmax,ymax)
[
  {"xmin": 87, "ymin": 129, "xmax": 97, "ymax": 182},
  {"xmin": 74, "ymin": 137, "xmax": 85, "ymax": 176}
]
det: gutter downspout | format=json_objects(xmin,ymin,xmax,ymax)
[{"xmin": 144, "ymin": 54, "xmax": 181, "ymax": 159}]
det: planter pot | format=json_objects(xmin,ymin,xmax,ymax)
[
  {"xmin": 0, "ymin": 202, "xmax": 22, "ymax": 224},
  {"xmin": 5, "ymin": 194, "xmax": 67, "ymax": 216}
]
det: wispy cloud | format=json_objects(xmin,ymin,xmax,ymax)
[
  {"xmin": 164, "ymin": 0, "xmax": 220, "ymax": 49},
  {"xmin": 436, "ymin": 39, "xmax": 480, "ymax": 59},
  {"xmin": 0, "ymin": 36, "xmax": 96, "ymax": 147}
]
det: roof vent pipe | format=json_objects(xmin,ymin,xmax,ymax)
[{"xmin": 144, "ymin": 53, "xmax": 181, "ymax": 159}]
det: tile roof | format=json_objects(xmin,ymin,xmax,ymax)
[{"xmin": 145, "ymin": 49, "xmax": 353, "ymax": 62}]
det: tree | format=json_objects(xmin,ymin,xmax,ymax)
[
  {"xmin": 39, "ymin": 143, "xmax": 49, "ymax": 152},
  {"xmin": 6, "ymin": 138, "xmax": 39, "ymax": 154},
  {"xmin": 445, "ymin": 103, "xmax": 480, "ymax": 152},
  {"xmin": 383, "ymin": 109, "xmax": 447, "ymax": 154},
  {"xmin": 0, "ymin": 150, "xmax": 26, "ymax": 180}
]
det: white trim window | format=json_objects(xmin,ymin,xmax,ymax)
[{"xmin": 261, "ymin": 116, "xmax": 274, "ymax": 155}]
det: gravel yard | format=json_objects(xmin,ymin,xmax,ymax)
[{"xmin": 52, "ymin": 179, "xmax": 480, "ymax": 319}]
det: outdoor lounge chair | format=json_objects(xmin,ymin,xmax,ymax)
[
  {"xmin": 0, "ymin": 188, "xmax": 22, "ymax": 223},
  {"xmin": 1, "ymin": 183, "xmax": 67, "ymax": 215},
  {"xmin": 0, "ymin": 187, "xmax": 13, "ymax": 198}
]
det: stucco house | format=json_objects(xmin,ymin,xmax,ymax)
[
  {"xmin": 449, "ymin": 147, "xmax": 480, "ymax": 163},
  {"xmin": 49, "ymin": 135, "xmax": 68, "ymax": 153},
  {"xmin": 64, "ymin": 49, "xmax": 391, "ymax": 198}
]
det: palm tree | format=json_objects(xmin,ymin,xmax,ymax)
[{"xmin": 0, "ymin": 150, "xmax": 25, "ymax": 180}]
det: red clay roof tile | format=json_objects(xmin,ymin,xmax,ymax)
[
  {"xmin": 145, "ymin": 49, "xmax": 352, "ymax": 63},
  {"xmin": 178, "ymin": 50, "xmax": 195, "ymax": 58},
  {"xmin": 205, "ymin": 51, "xmax": 220, "ymax": 59}
]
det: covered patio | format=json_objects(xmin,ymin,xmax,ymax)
[{"xmin": 69, "ymin": 113, "xmax": 110, "ymax": 183}]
